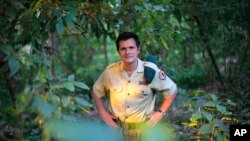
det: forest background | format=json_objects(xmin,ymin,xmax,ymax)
[{"xmin": 0, "ymin": 0, "xmax": 249, "ymax": 141}]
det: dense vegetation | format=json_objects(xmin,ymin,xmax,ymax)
[{"xmin": 0, "ymin": 0, "xmax": 249, "ymax": 141}]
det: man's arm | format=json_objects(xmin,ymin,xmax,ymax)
[
  {"xmin": 146, "ymin": 89, "xmax": 178, "ymax": 127},
  {"xmin": 159, "ymin": 89, "xmax": 178, "ymax": 113},
  {"xmin": 92, "ymin": 92, "xmax": 119, "ymax": 128}
]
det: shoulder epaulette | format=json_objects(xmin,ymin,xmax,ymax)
[
  {"xmin": 106, "ymin": 61, "xmax": 122, "ymax": 69},
  {"xmin": 144, "ymin": 56, "xmax": 159, "ymax": 84}
]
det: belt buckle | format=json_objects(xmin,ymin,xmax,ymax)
[{"xmin": 129, "ymin": 123, "xmax": 136, "ymax": 129}]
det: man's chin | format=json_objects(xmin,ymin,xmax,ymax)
[{"xmin": 123, "ymin": 59, "xmax": 133, "ymax": 64}]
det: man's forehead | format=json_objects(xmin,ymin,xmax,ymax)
[
  {"xmin": 119, "ymin": 39, "xmax": 138, "ymax": 47},
  {"xmin": 120, "ymin": 45, "xmax": 136, "ymax": 49}
]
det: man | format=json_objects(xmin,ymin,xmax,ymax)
[{"xmin": 92, "ymin": 32, "xmax": 177, "ymax": 141}]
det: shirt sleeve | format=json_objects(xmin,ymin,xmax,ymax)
[
  {"xmin": 93, "ymin": 70, "xmax": 108, "ymax": 98},
  {"xmin": 148, "ymin": 68, "xmax": 177, "ymax": 97}
]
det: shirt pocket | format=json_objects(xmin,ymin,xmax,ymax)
[
  {"xmin": 110, "ymin": 85, "xmax": 123, "ymax": 94},
  {"xmin": 135, "ymin": 86, "xmax": 152, "ymax": 97}
]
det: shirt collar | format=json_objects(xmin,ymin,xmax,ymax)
[
  {"xmin": 136, "ymin": 58, "xmax": 144, "ymax": 73},
  {"xmin": 119, "ymin": 58, "xmax": 144, "ymax": 73}
]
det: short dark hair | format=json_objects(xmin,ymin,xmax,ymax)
[{"xmin": 115, "ymin": 32, "xmax": 141, "ymax": 51}]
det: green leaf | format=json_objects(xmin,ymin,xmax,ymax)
[
  {"xmin": 213, "ymin": 119, "xmax": 228, "ymax": 132},
  {"xmin": 153, "ymin": 4, "xmax": 165, "ymax": 11},
  {"xmin": 68, "ymin": 74, "xmax": 75, "ymax": 81},
  {"xmin": 37, "ymin": 65, "xmax": 46, "ymax": 83},
  {"xmin": 74, "ymin": 97, "xmax": 92, "ymax": 107},
  {"xmin": 160, "ymin": 36, "xmax": 168, "ymax": 49},
  {"xmin": 53, "ymin": 58, "xmax": 62, "ymax": 78},
  {"xmin": 216, "ymin": 105, "xmax": 227, "ymax": 114},
  {"xmin": 8, "ymin": 57, "xmax": 20, "ymax": 77},
  {"xmin": 214, "ymin": 131, "xmax": 223, "ymax": 141},
  {"xmin": 100, "ymin": 3, "xmax": 112, "ymax": 14},
  {"xmin": 204, "ymin": 101, "xmax": 216, "ymax": 107},
  {"xmin": 0, "ymin": 44, "xmax": 12, "ymax": 56},
  {"xmin": 208, "ymin": 94, "xmax": 218, "ymax": 101},
  {"xmin": 73, "ymin": 82, "xmax": 89, "ymax": 90},
  {"xmin": 50, "ymin": 83, "xmax": 64, "ymax": 90},
  {"xmin": 226, "ymin": 99, "xmax": 236, "ymax": 106},
  {"xmin": 191, "ymin": 113, "xmax": 202, "ymax": 121},
  {"xmin": 68, "ymin": 101, "xmax": 76, "ymax": 111},
  {"xmin": 32, "ymin": 0, "xmax": 42, "ymax": 12},
  {"xmin": 63, "ymin": 82, "xmax": 75, "ymax": 92},
  {"xmin": 61, "ymin": 97, "xmax": 70, "ymax": 107},
  {"xmin": 202, "ymin": 111, "xmax": 213, "ymax": 122},
  {"xmin": 65, "ymin": 12, "xmax": 76, "ymax": 30},
  {"xmin": 198, "ymin": 124, "xmax": 212, "ymax": 134},
  {"xmin": 46, "ymin": 92, "xmax": 60, "ymax": 104},
  {"xmin": 16, "ymin": 92, "xmax": 32, "ymax": 114},
  {"xmin": 56, "ymin": 17, "xmax": 65, "ymax": 34}
]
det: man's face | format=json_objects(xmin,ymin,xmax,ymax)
[{"xmin": 118, "ymin": 38, "xmax": 140, "ymax": 64}]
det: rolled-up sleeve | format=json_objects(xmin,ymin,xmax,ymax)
[{"xmin": 93, "ymin": 71, "xmax": 107, "ymax": 98}]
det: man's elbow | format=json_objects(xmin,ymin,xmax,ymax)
[
  {"xmin": 173, "ymin": 85, "xmax": 178, "ymax": 95},
  {"xmin": 170, "ymin": 84, "xmax": 178, "ymax": 97}
]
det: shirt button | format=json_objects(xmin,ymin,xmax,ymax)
[
  {"xmin": 127, "ymin": 93, "xmax": 130, "ymax": 95},
  {"xmin": 127, "ymin": 106, "xmax": 130, "ymax": 108},
  {"xmin": 128, "ymin": 80, "xmax": 130, "ymax": 83}
]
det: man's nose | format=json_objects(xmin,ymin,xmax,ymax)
[{"xmin": 125, "ymin": 48, "xmax": 130, "ymax": 53}]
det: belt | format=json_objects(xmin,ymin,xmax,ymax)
[{"xmin": 115, "ymin": 119, "xmax": 145, "ymax": 129}]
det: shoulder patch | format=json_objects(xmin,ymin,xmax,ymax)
[{"xmin": 159, "ymin": 71, "xmax": 166, "ymax": 80}]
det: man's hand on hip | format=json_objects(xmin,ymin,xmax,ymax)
[
  {"xmin": 99, "ymin": 110, "xmax": 119, "ymax": 128},
  {"xmin": 146, "ymin": 112, "xmax": 163, "ymax": 127}
]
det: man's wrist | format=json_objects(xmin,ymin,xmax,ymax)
[{"xmin": 157, "ymin": 109, "xmax": 167, "ymax": 116}]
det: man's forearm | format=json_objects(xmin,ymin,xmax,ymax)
[
  {"xmin": 92, "ymin": 92, "xmax": 107, "ymax": 113},
  {"xmin": 146, "ymin": 89, "xmax": 178, "ymax": 126},
  {"xmin": 159, "ymin": 89, "xmax": 178, "ymax": 112},
  {"xmin": 92, "ymin": 92, "xmax": 118, "ymax": 128}
]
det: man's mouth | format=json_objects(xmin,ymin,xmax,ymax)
[{"xmin": 125, "ymin": 55, "xmax": 132, "ymax": 58}]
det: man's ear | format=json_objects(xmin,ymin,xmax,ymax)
[{"xmin": 137, "ymin": 46, "xmax": 141, "ymax": 52}]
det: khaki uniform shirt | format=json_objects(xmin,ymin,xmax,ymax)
[{"xmin": 93, "ymin": 59, "xmax": 177, "ymax": 123}]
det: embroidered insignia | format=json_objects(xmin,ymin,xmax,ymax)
[{"xmin": 159, "ymin": 71, "xmax": 166, "ymax": 80}]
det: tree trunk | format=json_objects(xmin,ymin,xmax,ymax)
[
  {"xmin": 103, "ymin": 35, "xmax": 109, "ymax": 66},
  {"xmin": 192, "ymin": 5, "xmax": 226, "ymax": 90}
]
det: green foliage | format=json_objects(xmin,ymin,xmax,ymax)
[
  {"xmin": 175, "ymin": 65, "xmax": 207, "ymax": 89},
  {"xmin": 42, "ymin": 118, "xmax": 123, "ymax": 141},
  {"xmin": 182, "ymin": 90, "xmax": 236, "ymax": 141},
  {"xmin": 0, "ymin": 0, "xmax": 249, "ymax": 140},
  {"xmin": 18, "ymin": 70, "xmax": 92, "ymax": 140}
]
